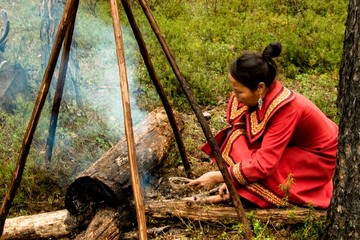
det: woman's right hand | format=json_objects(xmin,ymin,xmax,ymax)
[
  {"xmin": 187, "ymin": 171, "xmax": 224, "ymax": 190},
  {"xmin": 218, "ymin": 183, "xmax": 228, "ymax": 197}
]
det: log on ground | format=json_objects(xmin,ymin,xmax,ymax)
[
  {"xmin": 2, "ymin": 209, "xmax": 69, "ymax": 240},
  {"xmin": 145, "ymin": 200, "xmax": 327, "ymax": 225},
  {"xmin": 2, "ymin": 200, "xmax": 327, "ymax": 239},
  {"xmin": 72, "ymin": 209, "xmax": 121, "ymax": 240},
  {"xmin": 64, "ymin": 107, "xmax": 183, "ymax": 233}
]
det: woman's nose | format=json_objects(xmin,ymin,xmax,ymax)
[{"xmin": 233, "ymin": 91, "xmax": 239, "ymax": 99}]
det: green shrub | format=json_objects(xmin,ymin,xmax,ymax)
[{"xmin": 132, "ymin": 0, "xmax": 346, "ymax": 114}]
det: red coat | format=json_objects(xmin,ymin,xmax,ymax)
[{"xmin": 202, "ymin": 80, "xmax": 338, "ymax": 209}]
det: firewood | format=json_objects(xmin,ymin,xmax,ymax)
[
  {"xmin": 72, "ymin": 209, "xmax": 121, "ymax": 240},
  {"xmin": 2, "ymin": 200, "xmax": 326, "ymax": 239},
  {"xmin": 145, "ymin": 199, "xmax": 327, "ymax": 225},
  {"xmin": 64, "ymin": 107, "xmax": 183, "ymax": 234},
  {"xmin": 2, "ymin": 209, "xmax": 69, "ymax": 239}
]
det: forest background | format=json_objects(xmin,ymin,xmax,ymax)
[{"xmin": 0, "ymin": 0, "xmax": 348, "ymax": 239}]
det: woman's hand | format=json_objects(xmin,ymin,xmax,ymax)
[
  {"xmin": 204, "ymin": 192, "xmax": 231, "ymax": 203},
  {"xmin": 218, "ymin": 183, "xmax": 229, "ymax": 197},
  {"xmin": 187, "ymin": 171, "xmax": 224, "ymax": 190},
  {"xmin": 183, "ymin": 188, "xmax": 230, "ymax": 204}
]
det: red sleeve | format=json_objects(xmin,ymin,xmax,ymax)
[{"xmin": 229, "ymin": 105, "xmax": 300, "ymax": 185}]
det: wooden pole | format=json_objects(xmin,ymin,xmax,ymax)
[
  {"xmin": 0, "ymin": 0, "xmax": 79, "ymax": 237},
  {"xmin": 45, "ymin": 2, "xmax": 78, "ymax": 163},
  {"xmin": 120, "ymin": 0, "xmax": 191, "ymax": 177},
  {"xmin": 109, "ymin": 0, "xmax": 148, "ymax": 239},
  {"xmin": 137, "ymin": 1, "xmax": 253, "ymax": 239}
]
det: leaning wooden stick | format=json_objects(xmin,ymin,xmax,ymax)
[
  {"xmin": 0, "ymin": 0, "xmax": 79, "ymax": 236},
  {"xmin": 137, "ymin": 0, "xmax": 253, "ymax": 239},
  {"xmin": 109, "ymin": 0, "xmax": 148, "ymax": 239},
  {"xmin": 120, "ymin": 0, "xmax": 191, "ymax": 177},
  {"xmin": 45, "ymin": 3, "xmax": 78, "ymax": 163}
]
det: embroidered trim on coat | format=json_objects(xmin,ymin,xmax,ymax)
[
  {"xmin": 221, "ymin": 129, "xmax": 245, "ymax": 167},
  {"xmin": 232, "ymin": 163, "xmax": 248, "ymax": 185},
  {"xmin": 249, "ymin": 87, "xmax": 292, "ymax": 137},
  {"xmin": 246, "ymin": 183, "xmax": 292, "ymax": 207},
  {"xmin": 229, "ymin": 96, "xmax": 248, "ymax": 122}
]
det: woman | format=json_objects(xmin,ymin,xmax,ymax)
[{"xmin": 188, "ymin": 43, "xmax": 338, "ymax": 209}]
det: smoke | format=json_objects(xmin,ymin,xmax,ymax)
[
  {"xmin": 1, "ymin": 3, "xmax": 151, "ymax": 176},
  {"xmin": 75, "ymin": 20, "xmax": 148, "ymax": 140}
]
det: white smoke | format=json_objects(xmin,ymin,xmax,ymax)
[{"xmin": 75, "ymin": 16, "xmax": 148, "ymax": 140}]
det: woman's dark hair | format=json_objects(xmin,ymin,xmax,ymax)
[{"xmin": 229, "ymin": 42, "xmax": 282, "ymax": 90}]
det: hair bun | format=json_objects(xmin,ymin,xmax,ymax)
[{"xmin": 262, "ymin": 42, "xmax": 282, "ymax": 59}]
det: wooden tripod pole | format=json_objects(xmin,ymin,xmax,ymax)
[
  {"xmin": 120, "ymin": 0, "xmax": 191, "ymax": 177},
  {"xmin": 0, "ymin": 0, "xmax": 79, "ymax": 236},
  {"xmin": 109, "ymin": 0, "xmax": 148, "ymax": 239},
  {"xmin": 45, "ymin": 3, "xmax": 78, "ymax": 163},
  {"xmin": 137, "ymin": 0, "xmax": 252, "ymax": 239}
]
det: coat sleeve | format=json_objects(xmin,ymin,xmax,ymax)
[{"xmin": 229, "ymin": 105, "xmax": 300, "ymax": 185}]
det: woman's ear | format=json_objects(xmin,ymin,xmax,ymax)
[{"xmin": 257, "ymin": 82, "xmax": 266, "ymax": 94}]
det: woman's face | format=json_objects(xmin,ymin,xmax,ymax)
[{"xmin": 228, "ymin": 73, "xmax": 259, "ymax": 107}]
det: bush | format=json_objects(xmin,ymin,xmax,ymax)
[{"xmin": 136, "ymin": 0, "xmax": 346, "ymax": 113}]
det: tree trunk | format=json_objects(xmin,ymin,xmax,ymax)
[
  {"xmin": 64, "ymin": 107, "xmax": 183, "ymax": 234},
  {"xmin": 322, "ymin": 1, "xmax": 360, "ymax": 239}
]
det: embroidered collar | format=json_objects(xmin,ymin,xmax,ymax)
[{"xmin": 226, "ymin": 80, "xmax": 294, "ymax": 142}]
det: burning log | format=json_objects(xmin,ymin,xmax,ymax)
[
  {"xmin": 72, "ymin": 209, "xmax": 121, "ymax": 240},
  {"xmin": 64, "ymin": 107, "xmax": 184, "ymax": 235}
]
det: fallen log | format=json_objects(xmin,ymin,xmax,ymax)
[
  {"xmin": 2, "ymin": 209, "xmax": 69, "ymax": 239},
  {"xmin": 145, "ymin": 200, "xmax": 327, "ymax": 225},
  {"xmin": 2, "ymin": 200, "xmax": 327, "ymax": 239},
  {"xmin": 64, "ymin": 107, "xmax": 183, "ymax": 234}
]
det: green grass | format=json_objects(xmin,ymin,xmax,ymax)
[{"xmin": 136, "ymin": 0, "xmax": 346, "ymax": 111}]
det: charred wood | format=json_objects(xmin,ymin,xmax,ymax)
[{"xmin": 64, "ymin": 107, "xmax": 183, "ymax": 235}]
